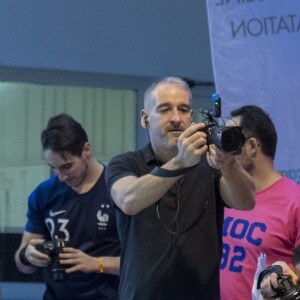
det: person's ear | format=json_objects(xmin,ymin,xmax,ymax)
[
  {"xmin": 247, "ymin": 137, "xmax": 261, "ymax": 157},
  {"xmin": 144, "ymin": 115, "xmax": 149, "ymax": 127},
  {"xmin": 249, "ymin": 138, "xmax": 260, "ymax": 150},
  {"xmin": 82, "ymin": 142, "xmax": 92, "ymax": 159},
  {"xmin": 141, "ymin": 110, "xmax": 149, "ymax": 128}
]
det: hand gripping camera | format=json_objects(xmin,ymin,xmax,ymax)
[
  {"xmin": 200, "ymin": 93, "xmax": 245, "ymax": 155},
  {"xmin": 36, "ymin": 238, "xmax": 66, "ymax": 281},
  {"xmin": 257, "ymin": 265, "xmax": 300, "ymax": 299}
]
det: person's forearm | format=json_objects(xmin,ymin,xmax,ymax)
[
  {"xmin": 101, "ymin": 257, "xmax": 120, "ymax": 275},
  {"xmin": 220, "ymin": 159, "xmax": 255, "ymax": 210},
  {"xmin": 112, "ymin": 158, "xmax": 187, "ymax": 215},
  {"xmin": 113, "ymin": 173, "xmax": 182, "ymax": 215}
]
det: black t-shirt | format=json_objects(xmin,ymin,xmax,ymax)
[{"xmin": 106, "ymin": 144, "xmax": 224, "ymax": 300}]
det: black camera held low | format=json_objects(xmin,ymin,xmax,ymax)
[
  {"xmin": 275, "ymin": 274, "xmax": 300, "ymax": 300},
  {"xmin": 200, "ymin": 93, "xmax": 245, "ymax": 155},
  {"xmin": 257, "ymin": 265, "xmax": 300, "ymax": 300},
  {"xmin": 36, "ymin": 238, "xmax": 67, "ymax": 281}
]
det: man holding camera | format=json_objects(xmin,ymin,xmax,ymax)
[
  {"xmin": 15, "ymin": 114, "xmax": 120, "ymax": 299},
  {"xmin": 220, "ymin": 105, "xmax": 300, "ymax": 299},
  {"xmin": 105, "ymin": 77, "xmax": 255, "ymax": 299}
]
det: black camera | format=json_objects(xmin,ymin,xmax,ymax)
[
  {"xmin": 257, "ymin": 265, "xmax": 300, "ymax": 300},
  {"xmin": 200, "ymin": 93, "xmax": 245, "ymax": 155},
  {"xmin": 36, "ymin": 238, "xmax": 66, "ymax": 281},
  {"xmin": 273, "ymin": 273, "xmax": 300, "ymax": 300}
]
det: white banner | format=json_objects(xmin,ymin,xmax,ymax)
[{"xmin": 206, "ymin": 0, "xmax": 300, "ymax": 183}]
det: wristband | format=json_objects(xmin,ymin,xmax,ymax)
[
  {"xmin": 19, "ymin": 245, "xmax": 33, "ymax": 266},
  {"xmin": 257, "ymin": 265, "xmax": 283, "ymax": 288},
  {"xmin": 150, "ymin": 165, "xmax": 196, "ymax": 178},
  {"xmin": 97, "ymin": 257, "xmax": 104, "ymax": 273}
]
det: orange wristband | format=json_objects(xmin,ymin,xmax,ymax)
[{"xmin": 97, "ymin": 257, "xmax": 104, "ymax": 273}]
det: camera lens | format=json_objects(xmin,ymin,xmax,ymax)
[
  {"xmin": 52, "ymin": 267, "xmax": 66, "ymax": 281},
  {"xmin": 221, "ymin": 127, "xmax": 245, "ymax": 153},
  {"xmin": 210, "ymin": 126, "xmax": 245, "ymax": 155}
]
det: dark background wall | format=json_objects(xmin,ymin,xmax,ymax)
[{"xmin": 0, "ymin": 234, "xmax": 43, "ymax": 282}]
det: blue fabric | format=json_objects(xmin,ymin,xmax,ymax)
[
  {"xmin": 206, "ymin": 0, "xmax": 300, "ymax": 183},
  {"xmin": 25, "ymin": 166, "xmax": 120, "ymax": 300}
]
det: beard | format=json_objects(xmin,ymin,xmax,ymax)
[{"xmin": 155, "ymin": 129, "xmax": 180, "ymax": 150}]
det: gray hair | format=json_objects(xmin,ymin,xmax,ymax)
[{"xmin": 144, "ymin": 77, "xmax": 192, "ymax": 110}]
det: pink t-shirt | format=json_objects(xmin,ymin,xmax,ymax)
[{"xmin": 220, "ymin": 176, "xmax": 300, "ymax": 300}]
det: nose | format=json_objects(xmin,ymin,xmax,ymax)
[
  {"xmin": 57, "ymin": 171, "xmax": 68, "ymax": 182},
  {"xmin": 170, "ymin": 109, "xmax": 181, "ymax": 126}
]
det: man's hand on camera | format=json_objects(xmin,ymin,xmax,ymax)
[
  {"xmin": 26, "ymin": 239, "xmax": 51, "ymax": 267},
  {"xmin": 260, "ymin": 261, "xmax": 298, "ymax": 299},
  {"xmin": 59, "ymin": 247, "xmax": 98, "ymax": 273},
  {"xmin": 175, "ymin": 123, "xmax": 208, "ymax": 168},
  {"xmin": 206, "ymin": 144, "xmax": 236, "ymax": 170}
]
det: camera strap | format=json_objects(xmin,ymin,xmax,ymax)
[{"xmin": 151, "ymin": 165, "xmax": 197, "ymax": 177}]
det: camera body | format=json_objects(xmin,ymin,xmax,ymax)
[
  {"xmin": 273, "ymin": 274, "xmax": 300, "ymax": 300},
  {"xmin": 201, "ymin": 93, "xmax": 245, "ymax": 155},
  {"xmin": 36, "ymin": 238, "xmax": 66, "ymax": 281}
]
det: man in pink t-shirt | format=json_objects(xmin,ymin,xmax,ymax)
[{"xmin": 220, "ymin": 105, "xmax": 300, "ymax": 300}]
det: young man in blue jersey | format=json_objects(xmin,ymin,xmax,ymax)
[{"xmin": 15, "ymin": 113, "xmax": 120, "ymax": 300}]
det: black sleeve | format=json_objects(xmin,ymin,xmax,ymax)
[{"xmin": 105, "ymin": 152, "xmax": 139, "ymax": 194}]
